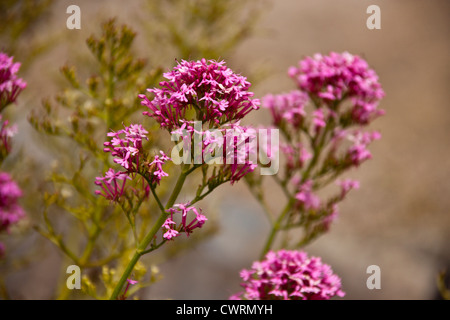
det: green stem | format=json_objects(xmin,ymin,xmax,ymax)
[
  {"xmin": 109, "ymin": 164, "xmax": 190, "ymax": 300},
  {"xmin": 139, "ymin": 173, "xmax": 165, "ymax": 213},
  {"xmin": 110, "ymin": 250, "xmax": 141, "ymax": 299},
  {"xmin": 301, "ymin": 119, "xmax": 334, "ymax": 183},
  {"xmin": 260, "ymin": 198, "xmax": 294, "ymax": 259},
  {"xmin": 165, "ymin": 164, "xmax": 190, "ymax": 209},
  {"xmin": 80, "ymin": 226, "xmax": 101, "ymax": 266}
]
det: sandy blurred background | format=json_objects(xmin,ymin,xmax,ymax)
[{"xmin": 2, "ymin": 0, "xmax": 450, "ymax": 299}]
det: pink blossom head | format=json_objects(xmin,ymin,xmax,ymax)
[
  {"xmin": 149, "ymin": 150, "xmax": 171, "ymax": 185},
  {"xmin": 230, "ymin": 250, "xmax": 345, "ymax": 300},
  {"xmin": 221, "ymin": 123, "xmax": 258, "ymax": 184},
  {"xmin": 0, "ymin": 52, "xmax": 27, "ymax": 110},
  {"xmin": 139, "ymin": 59, "xmax": 260, "ymax": 131},
  {"xmin": 0, "ymin": 172, "xmax": 25, "ymax": 233},
  {"xmin": 103, "ymin": 124, "xmax": 149, "ymax": 172},
  {"xmin": 289, "ymin": 52, "xmax": 384, "ymax": 124},
  {"xmin": 162, "ymin": 203, "xmax": 207, "ymax": 240},
  {"xmin": 346, "ymin": 130, "xmax": 381, "ymax": 166},
  {"xmin": 171, "ymin": 121, "xmax": 258, "ymax": 185},
  {"xmin": 295, "ymin": 180, "xmax": 321, "ymax": 211},
  {"xmin": 262, "ymin": 90, "xmax": 307, "ymax": 129},
  {"xmin": 337, "ymin": 179, "xmax": 360, "ymax": 196},
  {"xmin": 95, "ymin": 168, "xmax": 131, "ymax": 202}
]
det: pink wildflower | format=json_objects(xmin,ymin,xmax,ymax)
[
  {"xmin": 149, "ymin": 151, "xmax": 171, "ymax": 185},
  {"xmin": 162, "ymin": 203, "xmax": 207, "ymax": 240},
  {"xmin": 262, "ymin": 90, "xmax": 307, "ymax": 129},
  {"xmin": 230, "ymin": 250, "xmax": 345, "ymax": 300},
  {"xmin": 289, "ymin": 52, "xmax": 384, "ymax": 124},
  {"xmin": 171, "ymin": 121, "xmax": 257, "ymax": 184},
  {"xmin": 0, "ymin": 172, "xmax": 25, "ymax": 233},
  {"xmin": 295, "ymin": 180, "xmax": 321, "ymax": 211},
  {"xmin": 103, "ymin": 124, "xmax": 149, "ymax": 172},
  {"xmin": 312, "ymin": 108, "xmax": 326, "ymax": 133},
  {"xmin": 139, "ymin": 59, "xmax": 260, "ymax": 131},
  {"xmin": 337, "ymin": 179, "xmax": 360, "ymax": 197},
  {"xmin": 347, "ymin": 131, "xmax": 381, "ymax": 166},
  {"xmin": 95, "ymin": 168, "xmax": 131, "ymax": 201},
  {"xmin": 0, "ymin": 52, "xmax": 27, "ymax": 109}
]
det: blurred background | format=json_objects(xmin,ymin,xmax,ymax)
[{"xmin": 1, "ymin": 0, "xmax": 449, "ymax": 299}]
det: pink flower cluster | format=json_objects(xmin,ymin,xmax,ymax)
[
  {"xmin": 172, "ymin": 121, "xmax": 257, "ymax": 184},
  {"xmin": 346, "ymin": 130, "xmax": 381, "ymax": 166},
  {"xmin": 162, "ymin": 203, "xmax": 207, "ymax": 240},
  {"xmin": 337, "ymin": 179, "xmax": 360, "ymax": 197},
  {"xmin": 262, "ymin": 90, "xmax": 307, "ymax": 129},
  {"xmin": 103, "ymin": 124, "xmax": 149, "ymax": 172},
  {"xmin": 281, "ymin": 143, "xmax": 311, "ymax": 174},
  {"xmin": 95, "ymin": 168, "xmax": 130, "ymax": 201},
  {"xmin": 295, "ymin": 180, "xmax": 321, "ymax": 211},
  {"xmin": 139, "ymin": 59, "xmax": 260, "ymax": 131},
  {"xmin": 0, "ymin": 172, "xmax": 25, "ymax": 234},
  {"xmin": 149, "ymin": 151, "xmax": 171, "ymax": 185},
  {"xmin": 0, "ymin": 52, "xmax": 27, "ymax": 110},
  {"xmin": 328, "ymin": 129, "xmax": 381, "ymax": 167},
  {"xmin": 230, "ymin": 250, "xmax": 345, "ymax": 300},
  {"xmin": 291, "ymin": 178, "xmax": 359, "ymax": 228},
  {"xmin": 288, "ymin": 51, "xmax": 385, "ymax": 124},
  {"xmin": 261, "ymin": 53, "xmax": 384, "ymax": 232},
  {"xmin": 96, "ymin": 124, "xmax": 170, "ymax": 201},
  {"xmin": 220, "ymin": 123, "xmax": 258, "ymax": 184}
]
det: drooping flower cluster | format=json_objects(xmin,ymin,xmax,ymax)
[
  {"xmin": 162, "ymin": 202, "xmax": 207, "ymax": 240},
  {"xmin": 0, "ymin": 52, "xmax": 27, "ymax": 110},
  {"xmin": 95, "ymin": 168, "xmax": 131, "ymax": 201},
  {"xmin": 230, "ymin": 250, "xmax": 345, "ymax": 300},
  {"xmin": 0, "ymin": 172, "xmax": 25, "ymax": 234},
  {"xmin": 288, "ymin": 51, "xmax": 385, "ymax": 124},
  {"xmin": 139, "ymin": 59, "xmax": 260, "ymax": 131}
]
